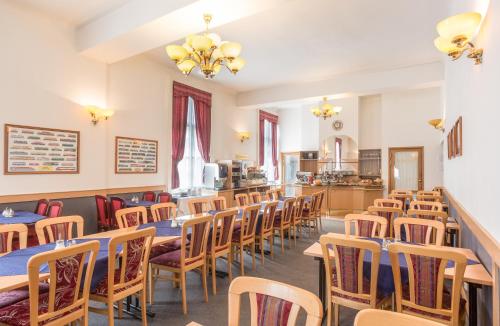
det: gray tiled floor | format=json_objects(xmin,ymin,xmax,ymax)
[{"xmin": 89, "ymin": 218, "xmax": 358, "ymax": 325}]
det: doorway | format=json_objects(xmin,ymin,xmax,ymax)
[
  {"xmin": 388, "ymin": 147, "xmax": 424, "ymax": 193},
  {"xmin": 280, "ymin": 152, "xmax": 300, "ymax": 196}
]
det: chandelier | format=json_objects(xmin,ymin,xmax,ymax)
[
  {"xmin": 311, "ymin": 97, "xmax": 342, "ymax": 119},
  {"xmin": 165, "ymin": 14, "xmax": 245, "ymax": 78}
]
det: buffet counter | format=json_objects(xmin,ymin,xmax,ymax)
[
  {"xmin": 206, "ymin": 184, "xmax": 276, "ymax": 207},
  {"xmin": 294, "ymin": 184, "xmax": 384, "ymax": 215}
]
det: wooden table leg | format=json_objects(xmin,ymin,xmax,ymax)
[
  {"xmin": 468, "ymin": 283, "xmax": 480, "ymax": 325},
  {"xmin": 316, "ymin": 257, "xmax": 326, "ymax": 317}
]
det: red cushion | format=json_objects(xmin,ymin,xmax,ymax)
[
  {"xmin": 91, "ymin": 269, "xmax": 136, "ymax": 297},
  {"xmin": 150, "ymin": 240, "xmax": 183, "ymax": 258},
  {"xmin": 0, "ymin": 283, "xmax": 49, "ymax": 309}
]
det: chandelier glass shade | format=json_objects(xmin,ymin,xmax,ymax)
[
  {"xmin": 165, "ymin": 14, "xmax": 245, "ymax": 78},
  {"xmin": 311, "ymin": 97, "xmax": 342, "ymax": 119}
]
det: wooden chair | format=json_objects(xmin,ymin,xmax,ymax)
[
  {"xmin": 89, "ymin": 227, "xmax": 155, "ymax": 325},
  {"xmin": 315, "ymin": 190, "xmax": 326, "ymax": 230},
  {"xmin": 248, "ymin": 191, "xmax": 262, "ymax": 204},
  {"xmin": 410, "ymin": 200, "xmax": 444, "ymax": 211},
  {"xmin": 367, "ymin": 206, "xmax": 402, "ymax": 238},
  {"xmin": 208, "ymin": 209, "xmax": 237, "ymax": 294},
  {"xmin": 302, "ymin": 192, "xmax": 320, "ymax": 236},
  {"xmin": 234, "ymin": 193, "xmax": 250, "ymax": 207},
  {"xmin": 273, "ymin": 198, "xmax": 295, "ymax": 254},
  {"xmin": 46, "ymin": 200, "xmax": 63, "ymax": 217},
  {"xmin": 34, "ymin": 199, "xmax": 49, "ymax": 216},
  {"xmin": 150, "ymin": 215, "xmax": 211, "ymax": 314},
  {"xmin": 416, "ymin": 194, "xmax": 443, "ymax": 203},
  {"xmin": 156, "ymin": 192, "xmax": 172, "ymax": 203},
  {"xmin": 0, "ymin": 241, "xmax": 99, "ymax": 326},
  {"xmin": 115, "ymin": 206, "xmax": 148, "ymax": 228},
  {"xmin": 407, "ymin": 209, "xmax": 448, "ymax": 225},
  {"xmin": 389, "ymin": 191, "xmax": 413, "ymax": 212},
  {"xmin": 142, "ymin": 191, "xmax": 156, "ymax": 202},
  {"xmin": 35, "ymin": 215, "xmax": 84, "ymax": 245},
  {"xmin": 188, "ymin": 198, "xmax": 212, "ymax": 214},
  {"xmin": 255, "ymin": 201, "xmax": 278, "ymax": 263},
  {"xmin": 320, "ymin": 234, "xmax": 388, "ymax": 326},
  {"xmin": 344, "ymin": 214, "xmax": 388, "ymax": 238},
  {"xmin": 109, "ymin": 197, "xmax": 126, "ymax": 227},
  {"xmin": 151, "ymin": 202, "xmax": 177, "ymax": 222},
  {"xmin": 394, "ymin": 217, "xmax": 445, "ymax": 245},
  {"xmin": 432, "ymin": 187, "xmax": 444, "ymax": 196},
  {"xmin": 231, "ymin": 204, "xmax": 260, "ymax": 276},
  {"xmin": 354, "ymin": 309, "xmax": 445, "ymax": 326},
  {"xmin": 0, "ymin": 224, "xmax": 28, "ymax": 253},
  {"xmin": 291, "ymin": 195, "xmax": 306, "ymax": 245},
  {"xmin": 95, "ymin": 195, "xmax": 111, "ymax": 231},
  {"xmin": 417, "ymin": 190, "xmax": 441, "ymax": 197},
  {"xmin": 265, "ymin": 189, "xmax": 278, "ymax": 201},
  {"xmin": 228, "ymin": 276, "xmax": 323, "ymax": 326},
  {"xmin": 388, "ymin": 243, "xmax": 466, "ymax": 325},
  {"xmin": 374, "ymin": 198, "xmax": 403, "ymax": 210},
  {"xmin": 210, "ymin": 196, "xmax": 227, "ymax": 211}
]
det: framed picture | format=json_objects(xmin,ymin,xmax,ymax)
[
  {"xmin": 115, "ymin": 136, "xmax": 158, "ymax": 174},
  {"xmin": 4, "ymin": 124, "xmax": 80, "ymax": 174},
  {"xmin": 456, "ymin": 116, "xmax": 463, "ymax": 156}
]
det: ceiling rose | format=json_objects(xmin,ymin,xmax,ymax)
[{"xmin": 165, "ymin": 14, "xmax": 245, "ymax": 79}]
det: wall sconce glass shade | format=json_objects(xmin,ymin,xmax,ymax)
[
  {"xmin": 85, "ymin": 105, "xmax": 114, "ymax": 125},
  {"xmin": 437, "ymin": 12, "xmax": 481, "ymax": 41},
  {"xmin": 238, "ymin": 131, "xmax": 250, "ymax": 142},
  {"xmin": 434, "ymin": 37, "xmax": 460, "ymax": 54}
]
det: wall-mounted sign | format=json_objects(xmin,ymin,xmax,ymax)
[
  {"xmin": 115, "ymin": 136, "xmax": 158, "ymax": 174},
  {"xmin": 4, "ymin": 124, "xmax": 80, "ymax": 174}
]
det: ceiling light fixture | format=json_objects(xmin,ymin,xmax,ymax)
[
  {"xmin": 311, "ymin": 97, "xmax": 342, "ymax": 120},
  {"xmin": 434, "ymin": 12, "xmax": 483, "ymax": 64},
  {"xmin": 165, "ymin": 14, "xmax": 245, "ymax": 78}
]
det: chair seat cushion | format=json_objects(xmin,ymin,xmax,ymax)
[
  {"xmin": 0, "ymin": 283, "xmax": 50, "ymax": 309},
  {"xmin": 91, "ymin": 268, "xmax": 139, "ymax": 297},
  {"xmin": 150, "ymin": 249, "xmax": 203, "ymax": 269},
  {"xmin": 150, "ymin": 240, "xmax": 183, "ymax": 258},
  {"xmin": 330, "ymin": 267, "xmax": 386, "ymax": 305}
]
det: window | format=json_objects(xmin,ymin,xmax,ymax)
[
  {"xmin": 263, "ymin": 120, "xmax": 277, "ymax": 181},
  {"xmin": 177, "ymin": 97, "xmax": 204, "ymax": 189},
  {"xmin": 335, "ymin": 138, "xmax": 341, "ymax": 171}
]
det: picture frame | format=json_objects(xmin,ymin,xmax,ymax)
[{"xmin": 115, "ymin": 136, "xmax": 158, "ymax": 174}]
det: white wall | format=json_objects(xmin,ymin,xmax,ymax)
[
  {"xmin": 359, "ymin": 95, "xmax": 382, "ymax": 149},
  {"xmin": 278, "ymin": 106, "xmax": 318, "ymax": 152},
  {"xmin": 443, "ymin": 0, "xmax": 500, "ymax": 239}
]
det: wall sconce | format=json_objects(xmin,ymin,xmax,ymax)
[
  {"xmin": 428, "ymin": 118, "xmax": 444, "ymax": 131},
  {"xmin": 434, "ymin": 12, "xmax": 483, "ymax": 64},
  {"xmin": 86, "ymin": 105, "xmax": 114, "ymax": 125},
  {"xmin": 237, "ymin": 131, "xmax": 250, "ymax": 143}
]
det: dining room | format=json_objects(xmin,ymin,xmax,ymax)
[{"xmin": 1, "ymin": 0, "xmax": 499, "ymax": 325}]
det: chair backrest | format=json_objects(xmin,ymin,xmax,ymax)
[
  {"xmin": 280, "ymin": 198, "xmax": 295, "ymax": 225},
  {"xmin": 344, "ymin": 214, "xmax": 388, "ymax": 238},
  {"xmin": 211, "ymin": 196, "xmax": 227, "ymax": 211},
  {"xmin": 27, "ymin": 241, "xmax": 99, "ymax": 326},
  {"xmin": 180, "ymin": 214, "xmax": 212, "ymax": 267},
  {"xmin": 95, "ymin": 195, "xmax": 110, "ymax": 228},
  {"xmin": 188, "ymin": 198, "xmax": 211, "ymax": 214},
  {"xmin": 115, "ymin": 206, "xmax": 148, "ymax": 228},
  {"xmin": 354, "ymin": 309, "xmax": 445, "ymax": 326},
  {"xmin": 0, "ymin": 224, "xmax": 28, "ymax": 253},
  {"xmin": 240, "ymin": 204, "xmax": 261, "ymax": 243},
  {"xmin": 388, "ymin": 193, "xmax": 412, "ymax": 212},
  {"xmin": 260, "ymin": 201, "xmax": 278, "ymax": 236},
  {"xmin": 410, "ymin": 200, "xmax": 443, "ymax": 211},
  {"xmin": 142, "ymin": 191, "xmax": 156, "ymax": 202},
  {"xmin": 228, "ymin": 276, "xmax": 323, "ymax": 326},
  {"xmin": 320, "ymin": 234, "xmax": 381, "ymax": 308},
  {"xmin": 293, "ymin": 196, "xmax": 306, "ymax": 223},
  {"xmin": 46, "ymin": 201, "xmax": 64, "ymax": 218},
  {"xmin": 432, "ymin": 187, "xmax": 444, "ymax": 196},
  {"xmin": 367, "ymin": 206, "xmax": 402, "ymax": 237},
  {"xmin": 388, "ymin": 243, "xmax": 466, "ymax": 325},
  {"xmin": 151, "ymin": 202, "xmax": 177, "ymax": 222},
  {"xmin": 35, "ymin": 215, "xmax": 84, "ymax": 245},
  {"xmin": 417, "ymin": 190, "xmax": 441, "ymax": 197},
  {"xmin": 275, "ymin": 189, "xmax": 284, "ymax": 200},
  {"xmin": 156, "ymin": 192, "xmax": 172, "ymax": 203},
  {"xmin": 249, "ymin": 192, "xmax": 262, "ymax": 204},
  {"xmin": 34, "ymin": 199, "xmax": 49, "ymax": 216},
  {"xmin": 416, "ymin": 194, "xmax": 443, "ymax": 203},
  {"xmin": 392, "ymin": 189, "xmax": 413, "ymax": 195},
  {"xmin": 394, "ymin": 217, "xmax": 445, "ymax": 245},
  {"xmin": 407, "ymin": 209, "xmax": 448, "ymax": 225},
  {"xmin": 234, "ymin": 194, "xmax": 250, "ymax": 207},
  {"xmin": 374, "ymin": 198, "xmax": 403, "ymax": 210},
  {"xmin": 265, "ymin": 189, "xmax": 278, "ymax": 201},
  {"xmin": 106, "ymin": 227, "xmax": 155, "ymax": 297},
  {"xmin": 109, "ymin": 197, "xmax": 126, "ymax": 226},
  {"xmin": 212, "ymin": 209, "xmax": 238, "ymax": 254},
  {"xmin": 314, "ymin": 191, "xmax": 325, "ymax": 215}
]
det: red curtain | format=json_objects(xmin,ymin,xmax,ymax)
[
  {"xmin": 259, "ymin": 110, "xmax": 279, "ymax": 179},
  {"xmin": 194, "ymin": 99, "xmax": 211, "ymax": 162},
  {"xmin": 171, "ymin": 93, "xmax": 189, "ymax": 189}
]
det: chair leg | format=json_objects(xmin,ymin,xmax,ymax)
[
  {"xmin": 147, "ymin": 264, "xmax": 153, "ymax": 304},
  {"xmin": 293, "ymin": 225, "xmax": 297, "ymax": 246},
  {"xmin": 202, "ymin": 264, "xmax": 208, "ymax": 303},
  {"xmin": 227, "ymin": 252, "xmax": 233, "ymax": 282},
  {"xmin": 181, "ymin": 272, "xmax": 187, "ymax": 314},
  {"xmin": 280, "ymin": 230, "xmax": 284, "ymax": 254},
  {"xmin": 327, "ymin": 301, "xmax": 332, "ymax": 326},
  {"xmin": 211, "ymin": 256, "xmax": 217, "ymax": 295},
  {"xmin": 141, "ymin": 289, "xmax": 148, "ymax": 326},
  {"xmin": 260, "ymin": 239, "xmax": 265, "ymax": 265},
  {"xmin": 334, "ymin": 303, "xmax": 339, "ymax": 326},
  {"xmin": 270, "ymin": 236, "xmax": 274, "ymax": 259},
  {"xmin": 251, "ymin": 242, "xmax": 256, "ymax": 271},
  {"xmin": 287, "ymin": 227, "xmax": 291, "ymax": 248},
  {"xmin": 107, "ymin": 301, "xmax": 115, "ymax": 326},
  {"xmin": 239, "ymin": 246, "xmax": 245, "ymax": 275},
  {"xmin": 117, "ymin": 300, "xmax": 123, "ymax": 319},
  {"xmin": 319, "ymin": 214, "xmax": 323, "ymax": 231}
]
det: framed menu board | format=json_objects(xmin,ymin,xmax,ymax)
[
  {"xmin": 4, "ymin": 124, "xmax": 80, "ymax": 174},
  {"xmin": 115, "ymin": 136, "xmax": 158, "ymax": 174}
]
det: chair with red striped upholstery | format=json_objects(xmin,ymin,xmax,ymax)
[
  {"xmin": 46, "ymin": 201, "xmax": 63, "ymax": 217},
  {"xmin": 95, "ymin": 195, "xmax": 111, "ymax": 231},
  {"xmin": 35, "ymin": 215, "xmax": 84, "ymax": 245},
  {"xmin": 320, "ymin": 234, "xmax": 389, "ymax": 326},
  {"xmin": 210, "ymin": 196, "xmax": 227, "ymax": 211},
  {"xmin": 0, "ymin": 241, "xmax": 99, "ymax": 326},
  {"xmin": 231, "ymin": 204, "xmax": 260, "ymax": 275},
  {"xmin": 394, "ymin": 218, "xmax": 445, "ymax": 246},
  {"xmin": 407, "ymin": 209, "xmax": 448, "ymax": 226},
  {"xmin": 0, "ymin": 224, "xmax": 27, "ymax": 254},
  {"xmin": 273, "ymin": 198, "xmax": 295, "ymax": 254},
  {"xmin": 156, "ymin": 192, "xmax": 172, "ymax": 203},
  {"xmin": 409, "ymin": 200, "xmax": 444, "ymax": 212},
  {"xmin": 142, "ymin": 191, "xmax": 156, "ymax": 202},
  {"xmin": 249, "ymin": 192, "xmax": 262, "ymax": 204},
  {"xmin": 374, "ymin": 198, "xmax": 403, "ymax": 210},
  {"xmin": 291, "ymin": 195, "xmax": 306, "ymax": 245},
  {"xmin": 367, "ymin": 205, "xmax": 403, "ymax": 238},
  {"xmin": 255, "ymin": 201, "xmax": 278, "ymax": 263},
  {"xmin": 34, "ymin": 199, "xmax": 49, "ymax": 216},
  {"xmin": 109, "ymin": 197, "xmax": 126, "ymax": 227},
  {"xmin": 114, "ymin": 207, "xmax": 148, "ymax": 229},
  {"xmin": 388, "ymin": 243, "xmax": 466, "ymax": 325},
  {"xmin": 344, "ymin": 214, "xmax": 388, "ymax": 238},
  {"xmin": 187, "ymin": 198, "xmax": 211, "ymax": 214},
  {"xmin": 234, "ymin": 193, "xmax": 250, "ymax": 207},
  {"xmin": 389, "ymin": 190, "xmax": 413, "ymax": 213},
  {"xmin": 150, "ymin": 215, "xmax": 211, "ymax": 314},
  {"xmin": 416, "ymin": 194, "xmax": 443, "ymax": 203},
  {"xmin": 228, "ymin": 276, "xmax": 323, "ymax": 326},
  {"xmin": 151, "ymin": 202, "xmax": 177, "ymax": 222}
]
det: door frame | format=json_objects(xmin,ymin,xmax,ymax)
[{"xmin": 388, "ymin": 146, "xmax": 424, "ymax": 193}]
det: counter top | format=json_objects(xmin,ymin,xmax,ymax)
[{"xmin": 294, "ymin": 183, "xmax": 384, "ymax": 190}]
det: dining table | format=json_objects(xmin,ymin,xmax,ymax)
[
  {"xmin": 0, "ymin": 211, "xmax": 46, "ymax": 225},
  {"xmin": 125, "ymin": 200, "xmax": 156, "ymax": 208},
  {"xmin": 303, "ymin": 233, "xmax": 493, "ymax": 326}
]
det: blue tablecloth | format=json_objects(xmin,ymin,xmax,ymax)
[
  {"xmin": 0, "ymin": 211, "xmax": 46, "ymax": 225},
  {"xmin": 0, "ymin": 238, "xmax": 114, "ymax": 290},
  {"xmin": 125, "ymin": 200, "xmax": 155, "ymax": 208},
  {"xmin": 138, "ymin": 220, "xmax": 182, "ymax": 237}
]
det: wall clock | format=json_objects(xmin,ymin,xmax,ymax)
[{"xmin": 332, "ymin": 120, "xmax": 343, "ymax": 131}]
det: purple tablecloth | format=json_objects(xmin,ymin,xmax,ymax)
[
  {"xmin": 0, "ymin": 238, "xmax": 113, "ymax": 290},
  {"xmin": 125, "ymin": 200, "xmax": 155, "ymax": 208},
  {"xmin": 138, "ymin": 220, "xmax": 182, "ymax": 237},
  {"xmin": 0, "ymin": 211, "xmax": 46, "ymax": 225}
]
